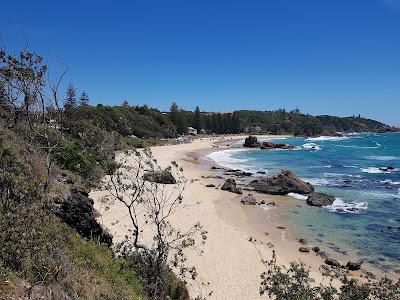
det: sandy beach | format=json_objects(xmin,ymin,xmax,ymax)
[{"xmin": 90, "ymin": 135, "xmax": 333, "ymax": 299}]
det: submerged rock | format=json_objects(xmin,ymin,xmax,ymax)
[
  {"xmin": 143, "ymin": 169, "xmax": 176, "ymax": 184},
  {"xmin": 250, "ymin": 169, "xmax": 314, "ymax": 195},
  {"xmin": 306, "ymin": 192, "xmax": 335, "ymax": 207},
  {"xmin": 312, "ymin": 246, "xmax": 320, "ymax": 253},
  {"xmin": 221, "ymin": 178, "xmax": 243, "ymax": 194}
]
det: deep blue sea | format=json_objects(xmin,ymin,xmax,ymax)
[{"xmin": 208, "ymin": 133, "xmax": 400, "ymax": 271}]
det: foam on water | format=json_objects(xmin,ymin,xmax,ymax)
[
  {"xmin": 207, "ymin": 149, "xmax": 251, "ymax": 171},
  {"xmin": 361, "ymin": 167, "xmax": 399, "ymax": 174},
  {"xmin": 324, "ymin": 198, "xmax": 368, "ymax": 214},
  {"xmin": 300, "ymin": 143, "xmax": 322, "ymax": 151},
  {"xmin": 367, "ymin": 156, "xmax": 399, "ymax": 161},
  {"xmin": 306, "ymin": 136, "xmax": 349, "ymax": 142}
]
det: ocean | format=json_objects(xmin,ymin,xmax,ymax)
[{"xmin": 208, "ymin": 132, "xmax": 400, "ymax": 272}]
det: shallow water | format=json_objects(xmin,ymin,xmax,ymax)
[{"xmin": 208, "ymin": 133, "xmax": 400, "ymax": 271}]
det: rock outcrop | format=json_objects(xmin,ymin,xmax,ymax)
[
  {"xmin": 56, "ymin": 189, "xmax": 112, "ymax": 245},
  {"xmin": 250, "ymin": 169, "xmax": 314, "ymax": 195},
  {"xmin": 143, "ymin": 169, "xmax": 176, "ymax": 184},
  {"xmin": 260, "ymin": 141, "xmax": 295, "ymax": 150},
  {"xmin": 241, "ymin": 194, "xmax": 257, "ymax": 205},
  {"xmin": 306, "ymin": 192, "xmax": 335, "ymax": 207},
  {"xmin": 221, "ymin": 178, "xmax": 243, "ymax": 194},
  {"xmin": 243, "ymin": 136, "xmax": 261, "ymax": 148}
]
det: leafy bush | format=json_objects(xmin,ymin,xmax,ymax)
[{"xmin": 260, "ymin": 251, "xmax": 400, "ymax": 300}]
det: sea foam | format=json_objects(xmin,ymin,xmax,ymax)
[
  {"xmin": 367, "ymin": 156, "xmax": 399, "ymax": 161},
  {"xmin": 306, "ymin": 136, "xmax": 349, "ymax": 142},
  {"xmin": 324, "ymin": 198, "xmax": 368, "ymax": 214}
]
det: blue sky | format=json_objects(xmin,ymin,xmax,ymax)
[{"xmin": 1, "ymin": 0, "xmax": 399, "ymax": 125}]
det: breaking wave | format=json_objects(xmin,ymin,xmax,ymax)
[
  {"xmin": 324, "ymin": 198, "xmax": 368, "ymax": 214},
  {"xmin": 306, "ymin": 136, "xmax": 349, "ymax": 142}
]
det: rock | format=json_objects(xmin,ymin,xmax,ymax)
[
  {"xmin": 221, "ymin": 178, "xmax": 243, "ymax": 194},
  {"xmin": 267, "ymin": 242, "xmax": 274, "ymax": 248},
  {"xmin": 143, "ymin": 169, "xmax": 176, "ymax": 184},
  {"xmin": 266, "ymin": 201, "xmax": 276, "ymax": 206},
  {"xmin": 257, "ymin": 171, "xmax": 267, "ymax": 174},
  {"xmin": 241, "ymin": 194, "xmax": 257, "ymax": 205},
  {"xmin": 306, "ymin": 192, "xmax": 335, "ymax": 207},
  {"xmin": 260, "ymin": 200, "xmax": 266, "ymax": 205},
  {"xmin": 325, "ymin": 258, "xmax": 341, "ymax": 268},
  {"xmin": 299, "ymin": 238, "xmax": 308, "ymax": 244},
  {"xmin": 299, "ymin": 246, "xmax": 310, "ymax": 253},
  {"xmin": 346, "ymin": 259, "xmax": 364, "ymax": 271},
  {"xmin": 205, "ymin": 184, "xmax": 216, "ymax": 188},
  {"xmin": 318, "ymin": 251, "xmax": 328, "ymax": 258},
  {"xmin": 55, "ymin": 189, "xmax": 112, "ymax": 245},
  {"xmin": 250, "ymin": 169, "xmax": 314, "ymax": 195},
  {"xmin": 312, "ymin": 246, "xmax": 320, "ymax": 253},
  {"xmin": 260, "ymin": 141, "xmax": 295, "ymax": 150},
  {"xmin": 243, "ymin": 136, "xmax": 261, "ymax": 148},
  {"xmin": 277, "ymin": 226, "xmax": 286, "ymax": 230}
]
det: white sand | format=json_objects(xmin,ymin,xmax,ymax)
[{"xmin": 91, "ymin": 136, "xmax": 328, "ymax": 299}]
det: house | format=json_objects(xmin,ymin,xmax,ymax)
[{"xmin": 187, "ymin": 127, "xmax": 198, "ymax": 135}]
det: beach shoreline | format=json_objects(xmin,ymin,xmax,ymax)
[{"xmin": 91, "ymin": 134, "xmax": 380, "ymax": 299}]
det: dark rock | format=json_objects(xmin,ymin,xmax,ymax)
[
  {"xmin": 243, "ymin": 136, "xmax": 261, "ymax": 148},
  {"xmin": 312, "ymin": 246, "xmax": 320, "ymax": 253},
  {"xmin": 318, "ymin": 251, "xmax": 328, "ymax": 258},
  {"xmin": 143, "ymin": 169, "xmax": 176, "ymax": 184},
  {"xmin": 299, "ymin": 238, "xmax": 308, "ymax": 244},
  {"xmin": 56, "ymin": 189, "xmax": 112, "ymax": 245},
  {"xmin": 260, "ymin": 141, "xmax": 295, "ymax": 150},
  {"xmin": 241, "ymin": 194, "xmax": 257, "ymax": 205},
  {"xmin": 260, "ymin": 200, "xmax": 266, "ymax": 205},
  {"xmin": 257, "ymin": 171, "xmax": 267, "ymax": 174},
  {"xmin": 299, "ymin": 246, "xmax": 310, "ymax": 253},
  {"xmin": 221, "ymin": 178, "xmax": 243, "ymax": 194},
  {"xmin": 205, "ymin": 184, "xmax": 216, "ymax": 188},
  {"xmin": 266, "ymin": 201, "xmax": 276, "ymax": 206},
  {"xmin": 306, "ymin": 192, "xmax": 335, "ymax": 207},
  {"xmin": 346, "ymin": 259, "xmax": 364, "ymax": 271},
  {"xmin": 250, "ymin": 169, "xmax": 314, "ymax": 195},
  {"xmin": 325, "ymin": 258, "xmax": 341, "ymax": 268},
  {"xmin": 277, "ymin": 226, "xmax": 286, "ymax": 230}
]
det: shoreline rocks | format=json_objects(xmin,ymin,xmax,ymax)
[
  {"xmin": 221, "ymin": 178, "xmax": 243, "ymax": 194},
  {"xmin": 306, "ymin": 192, "xmax": 335, "ymax": 207},
  {"xmin": 250, "ymin": 169, "xmax": 314, "ymax": 195},
  {"xmin": 241, "ymin": 194, "xmax": 257, "ymax": 205},
  {"xmin": 243, "ymin": 136, "xmax": 261, "ymax": 148},
  {"xmin": 243, "ymin": 136, "xmax": 295, "ymax": 150}
]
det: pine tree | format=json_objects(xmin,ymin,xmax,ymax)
[
  {"xmin": 64, "ymin": 83, "xmax": 77, "ymax": 108},
  {"xmin": 79, "ymin": 91, "xmax": 90, "ymax": 106},
  {"xmin": 192, "ymin": 106, "xmax": 203, "ymax": 132},
  {"xmin": 122, "ymin": 100, "xmax": 129, "ymax": 106},
  {"xmin": 169, "ymin": 102, "xmax": 188, "ymax": 134}
]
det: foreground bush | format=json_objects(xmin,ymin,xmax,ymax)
[{"xmin": 260, "ymin": 251, "xmax": 400, "ymax": 300}]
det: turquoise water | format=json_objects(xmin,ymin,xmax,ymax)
[{"xmin": 208, "ymin": 133, "xmax": 400, "ymax": 271}]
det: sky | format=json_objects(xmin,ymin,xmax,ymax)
[{"xmin": 1, "ymin": 0, "xmax": 399, "ymax": 126}]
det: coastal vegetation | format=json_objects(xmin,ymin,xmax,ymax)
[{"xmin": 1, "ymin": 44, "xmax": 399, "ymax": 299}]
